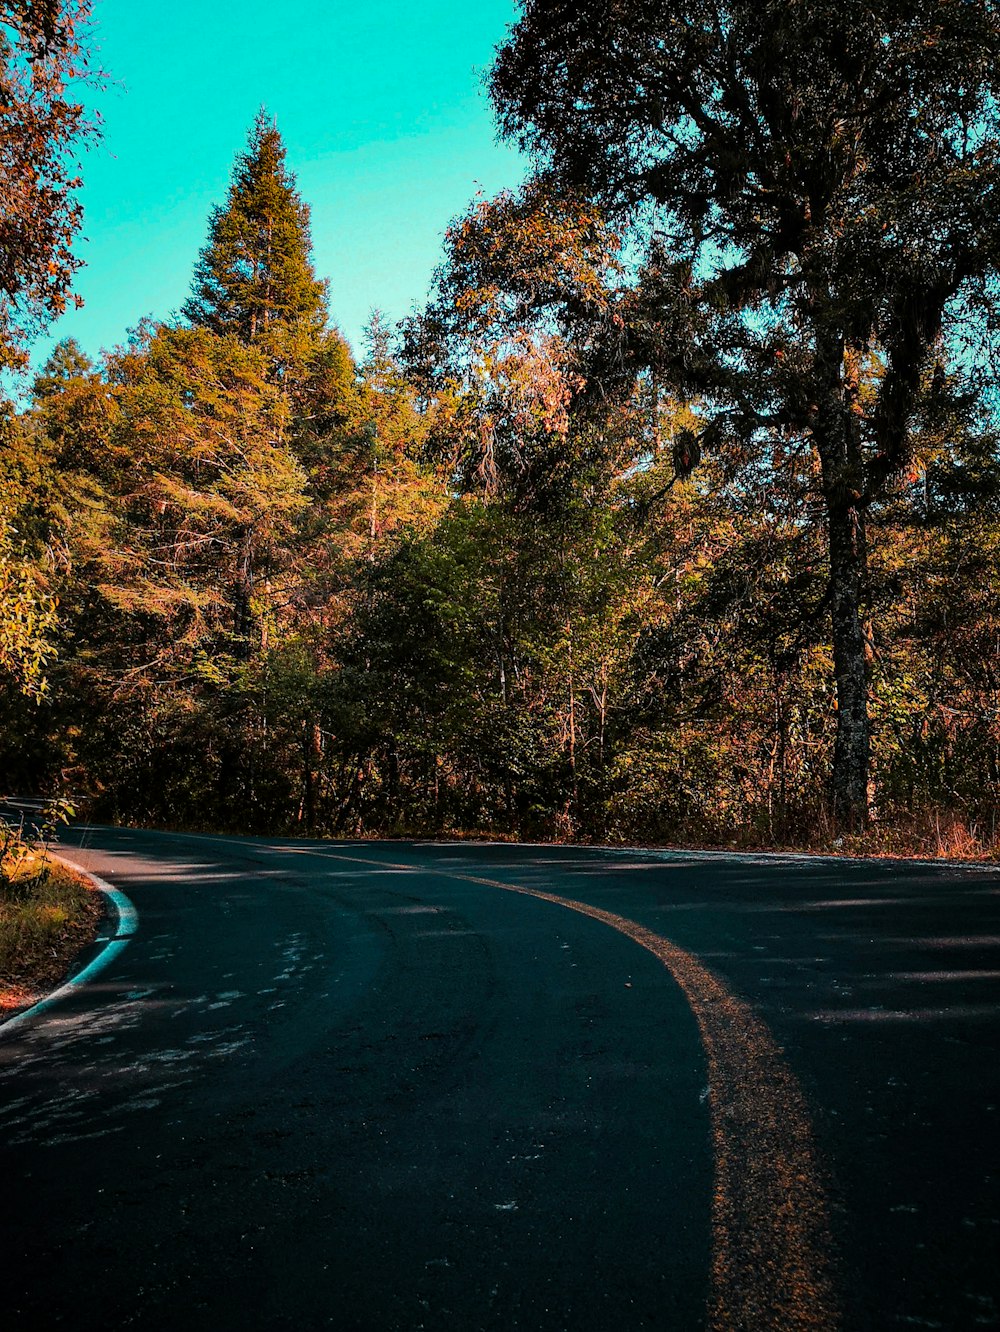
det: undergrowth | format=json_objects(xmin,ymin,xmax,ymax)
[{"xmin": 0, "ymin": 812, "xmax": 101, "ymax": 1009}]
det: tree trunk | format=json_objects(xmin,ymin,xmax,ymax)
[
  {"xmin": 826, "ymin": 492, "xmax": 870, "ymax": 829},
  {"xmin": 567, "ymin": 618, "xmax": 579, "ymax": 818},
  {"xmin": 814, "ymin": 326, "xmax": 870, "ymax": 831},
  {"xmin": 301, "ymin": 718, "xmax": 316, "ymax": 831}
]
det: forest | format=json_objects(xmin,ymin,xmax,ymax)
[{"xmin": 3, "ymin": 0, "xmax": 1000, "ymax": 855}]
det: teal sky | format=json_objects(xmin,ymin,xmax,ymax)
[{"xmin": 34, "ymin": 0, "xmax": 525, "ymax": 371}]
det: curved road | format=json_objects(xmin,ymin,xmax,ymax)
[{"xmin": 1, "ymin": 828, "xmax": 998, "ymax": 1330}]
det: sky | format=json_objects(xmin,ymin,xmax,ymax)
[{"xmin": 32, "ymin": 0, "xmax": 526, "ymax": 373}]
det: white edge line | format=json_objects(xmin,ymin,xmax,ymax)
[{"xmin": 0, "ymin": 851, "xmax": 138, "ymax": 1037}]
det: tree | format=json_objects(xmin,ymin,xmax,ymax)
[
  {"xmin": 29, "ymin": 336, "xmax": 110, "ymax": 477},
  {"xmin": 103, "ymin": 323, "xmax": 308, "ymax": 669},
  {"xmin": 0, "ymin": 537, "xmax": 56, "ymax": 696},
  {"xmin": 491, "ymin": 0, "xmax": 1000, "ymax": 826},
  {"xmin": 31, "ymin": 333, "xmax": 93, "ymax": 397},
  {"xmin": 26, "ymin": 323, "xmax": 315, "ymax": 825},
  {"xmin": 327, "ymin": 311, "xmax": 443, "ymax": 560},
  {"xmin": 0, "ymin": 405, "xmax": 58, "ymax": 696},
  {"xmin": 0, "ymin": 0, "xmax": 100, "ymax": 373},
  {"xmin": 183, "ymin": 110, "xmax": 329, "ymax": 352},
  {"xmin": 0, "ymin": 338, "xmax": 107, "ymax": 695},
  {"xmin": 183, "ymin": 112, "xmax": 359, "ymax": 477},
  {"xmin": 404, "ymin": 182, "xmax": 630, "ymax": 509}
]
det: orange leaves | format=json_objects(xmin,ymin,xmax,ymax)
[
  {"xmin": 490, "ymin": 331, "xmax": 584, "ymax": 439},
  {"xmin": 0, "ymin": 0, "xmax": 100, "ymax": 365},
  {"xmin": 440, "ymin": 180, "xmax": 621, "ymax": 336},
  {"xmin": 411, "ymin": 178, "xmax": 628, "ymax": 498}
]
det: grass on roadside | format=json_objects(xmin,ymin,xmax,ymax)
[{"xmin": 0, "ymin": 854, "xmax": 102, "ymax": 1011}]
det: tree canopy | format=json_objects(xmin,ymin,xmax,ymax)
[
  {"xmin": 0, "ymin": 0, "xmax": 100, "ymax": 373},
  {"xmin": 490, "ymin": 0, "xmax": 1000, "ymax": 825},
  {"xmin": 4, "ymin": 26, "xmax": 1000, "ymax": 855},
  {"xmin": 184, "ymin": 110, "xmax": 329, "ymax": 349}
]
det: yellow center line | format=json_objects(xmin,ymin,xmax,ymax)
[{"xmin": 290, "ymin": 843, "xmax": 839, "ymax": 1330}]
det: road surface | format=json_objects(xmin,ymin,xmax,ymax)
[{"xmin": 1, "ymin": 827, "xmax": 998, "ymax": 1330}]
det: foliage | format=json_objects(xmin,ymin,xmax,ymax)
[
  {"xmin": 0, "ymin": 404, "xmax": 59, "ymax": 695},
  {"xmin": 0, "ymin": 0, "xmax": 101, "ymax": 373},
  {"xmin": 490, "ymin": 0, "xmax": 1000, "ymax": 826},
  {"xmin": 405, "ymin": 181, "xmax": 629, "ymax": 506},
  {"xmin": 3, "ymin": 70, "xmax": 1000, "ymax": 857},
  {"xmin": 184, "ymin": 109, "xmax": 329, "ymax": 354},
  {"xmin": 0, "ymin": 828, "xmax": 96, "ymax": 1005},
  {"xmin": 0, "ymin": 534, "xmax": 57, "ymax": 696}
]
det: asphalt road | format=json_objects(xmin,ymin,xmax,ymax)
[{"xmin": 1, "ymin": 828, "xmax": 998, "ymax": 1331}]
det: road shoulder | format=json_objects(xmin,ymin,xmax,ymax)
[{"xmin": 0, "ymin": 853, "xmax": 135, "ymax": 1029}]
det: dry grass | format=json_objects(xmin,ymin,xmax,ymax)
[
  {"xmin": 810, "ymin": 807, "xmax": 1000, "ymax": 863},
  {"xmin": 0, "ymin": 855, "xmax": 102, "ymax": 1011}
]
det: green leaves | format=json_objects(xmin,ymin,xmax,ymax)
[
  {"xmin": 0, "ymin": 532, "xmax": 57, "ymax": 697},
  {"xmin": 183, "ymin": 111, "xmax": 329, "ymax": 353}
]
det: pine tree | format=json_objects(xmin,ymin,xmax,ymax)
[
  {"xmin": 183, "ymin": 111, "xmax": 329, "ymax": 348},
  {"xmin": 31, "ymin": 337, "xmax": 95, "ymax": 399}
]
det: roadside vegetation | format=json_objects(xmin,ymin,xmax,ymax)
[
  {"xmin": 0, "ymin": 817, "xmax": 100, "ymax": 1010},
  {"xmin": 3, "ymin": 1, "xmax": 1000, "ymax": 860}
]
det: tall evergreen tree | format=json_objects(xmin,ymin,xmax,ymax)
[{"xmin": 183, "ymin": 111, "xmax": 328, "ymax": 347}]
